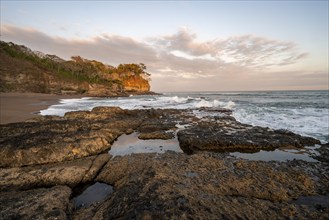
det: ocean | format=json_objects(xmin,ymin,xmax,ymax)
[{"xmin": 40, "ymin": 90, "xmax": 329, "ymax": 144}]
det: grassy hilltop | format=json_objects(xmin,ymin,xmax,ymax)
[{"xmin": 0, "ymin": 41, "xmax": 151, "ymax": 96}]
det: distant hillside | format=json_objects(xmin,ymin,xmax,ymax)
[{"xmin": 0, "ymin": 41, "xmax": 151, "ymax": 96}]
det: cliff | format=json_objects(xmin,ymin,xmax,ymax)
[
  {"xmin": 0, "ymin": 41, "xmax": 151, "ymax": 95},
  {"xmin": 123, "ymin": 75, "xmax": 150, "ymax": 92}
]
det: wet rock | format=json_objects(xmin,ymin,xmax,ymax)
[
  {"xmin": 97, "ymin": 152, "xmax": 318, "ymax": 202},
  {"xmin": 283, "ymin": 159, "xmax": 329, "ymax": 196},
  {"xmin": 72, "ymin": 205, "xmax": 98, "ymax": 220},
  {"xmin": 135, "ymin": 110, "xmax": 185, "ymax": 140},
  {"xmin": 0, "ymin": 154, "xmax": 109, "ymax": 191},
  {"xmin": 315, "ymin": 143, "xmax": 329, "ymax": 163},
  {"xmin": 0, "ymin": 107, "xmax": 327, "ymax": 219},
  {"xmin": 89, "ymin": 152, "xmax": 327, "ymax": 219},
  {"xmin": 1, "ymin": 107, "xmax": 321, "ymax": 168},
  {"xmin": 138, "ymin": 119, "xmax": 177, "ymax": 133},
  {"xmin": 138, "ymin": 131, "xmax": 175, "ymax": 140},
  {"xmin": 72, "ymin": 182, "xmax": 113, "ymax": 209},
  {"xmin": 0, "ymin": 107, "xmax": 142, "ymax": 167},
  {"xmin": 64, "ymin": 106, "xmax": 129, "ymax": 120},
  {"xmin": 199, "ymin": 107, "xmax": 233, "ymax": 115},
  {"xmin": 0, "ymin": 185, "xmax": 71, "ymax": 220},
  {"xmin": 178, "ymin": 120, "xmax": 321, "ymax": 154}
]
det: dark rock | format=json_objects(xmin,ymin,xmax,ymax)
[
  {"xmin": 72, "ymin": 182, "xmax": 113, "ymax": 209},
  {"xmin": 0, "ymin": 107, "xmax": 327, "ymax": 219},
  {"xmin": 0, "ymin": 107, "xmax": 141, "ymax": 167},
  {"xmin": 89, "ymin": 152, "xmax": 327, "ymax": 219},
  {"xmin": 0, "ymin": 154, "xmax": 109, "ymax": 191},
  {"xmin": 199, "ymin": 107, "xmax": 233, "ymax": 115},
  {"xmin": 138, "ymin": 131, "xmax": 175, "ymax": 140},
  {"xmin": 178, "ymin": 120, "xmax": 321, "ymax": 154},
  {"xmin": 138, "ymin": 119, "xmax": 177, "ymax": 133},
  {"xmin": 315, "ymin": 143, "xmax": 329, "ymax": 163},
  {"xmin": 0, "ymin": 186, "xmax": 71, "ymax": 220}
]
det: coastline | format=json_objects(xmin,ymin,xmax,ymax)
[
  {"xmin": 0, "ymin": 91, "xmax": 159, "ymax": 124},
  {"xmin": 0, "ymin": 106, "xmax": 328, "ymax": 218},
  {"xmin": 0, "ymin": 92, "xmax": 85, "ymax": 124}
]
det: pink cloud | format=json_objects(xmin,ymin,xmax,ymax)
[{"xmin": 1, "ymin": 24, "xmax": 326, "ymax": 92}]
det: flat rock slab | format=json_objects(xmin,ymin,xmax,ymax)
[
  {"xmin": 138, "ymin": 131, "xmax": 175, "ymax": 140},
  {"xmin": 0, "ymin": 107, "xmax": 320, "ymax": 168},
  {"xmin": 0, "ymin": 107, "xmax": 327, "ymax": 219},
  {"xmin": 0, "ymin": 185, "xmax": 71, "ymax": 220},
  {"xmin": 0, "ymin": 154, "xmax": 109, "ymax": 191},
  {"xmin": 76, "ymin": 151, "xmax": 328, "ymax": 219},
  {"xmin": 178, "ymin": 119, "xmax": 320, "ymax": 154},
  {"xmin": 0, "ymin": 107, "xmax": 142, "ymax": 167}
]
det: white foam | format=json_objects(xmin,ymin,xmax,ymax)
[
  {"xmin": 40, "ymin": 96, "xmax": 236, "ymax": 118},
  {"xmin": 233, "ymin": 107, "xmax": 329, "ymax": 143},
  {"xmin": 39, "ymin": 93, "xmax": 328, "ymax": 143},
  {"xmin": 194, "ymin": 100, "xmax": 222, "ymax": 108},
  {"xmin": 224, "ymin": 101, "xmax": 236, "ymax": 109}
]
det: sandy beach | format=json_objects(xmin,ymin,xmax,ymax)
[{"xmin": 0, "ymin": 93, "xmax": 84, "ymax": 124}]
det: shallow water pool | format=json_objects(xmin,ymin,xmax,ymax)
[{"xmin": 109, "ymin": 132, "xmax": 182, "ymax": 157}]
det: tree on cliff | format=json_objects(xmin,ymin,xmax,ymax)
[
  {"xmin": 0, "ymin": 41, "xmax": 151, "ymax": 94},
  {"xmin": 116, "ymin": 63, "xmax": 151, "ymax": 81},
  {"xmin": 139, "ymin": 63, "xmax": 151, "ymax": 81}
]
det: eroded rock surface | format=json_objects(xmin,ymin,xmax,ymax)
[
  {"xmin": 0, "ymin": 107, "xmax": 327, "ymax": 219},
  {"xmin": 88, "ymin": 152, "xmax": 328, "ymax": 219},
  {"xmin": 1, "ymin": 107, "xmax": 319, "ymax": 167},
  {"xmin": 178, "ymin": 119, "xmax": 320, "ymax": 154},
  {"xmin": 316, "ymin": 143, "xmax": 329, "ymax": 163},
  {"xmin": 138, "ymin": 131, "xmax": 175, "ymax": 140},
  {"xmin": 0, "ymin": 107, "xmax": 142, "ymax": 167},
  {"xmin": 0, "ymin": 185, "xmax": 71, "ymax": 220},
  {"xmin": 0, "ymin": 154, "xmax": 109, "ymax": 191}
]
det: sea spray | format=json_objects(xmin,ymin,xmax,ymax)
[{"xmin": 40, "ymin": 90, "xmax": 329, "ymax": 143}]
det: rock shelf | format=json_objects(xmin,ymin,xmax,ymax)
[{"xmin": 0, "ymin": 107, "xmax": 328, "ymax": 219}]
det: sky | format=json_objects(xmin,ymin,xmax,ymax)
[{"xmin": 1, "ymin": 1, "xmax": 328, "ymax": 92}]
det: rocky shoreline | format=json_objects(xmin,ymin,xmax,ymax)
[
  {"xmin": 0, "ymin": 92, "xmax": 159, "ymax": 124},
  {"xmin": 0, "ymin": 107, "xmax": 328, "ymax": 219}
]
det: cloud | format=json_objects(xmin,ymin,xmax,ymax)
[
  {"xmin": 1, "ymin": 24, "xmax": 326, "ymax": 91},
  {"xmin": 153, "ymin": 28, "xmax": 309, "ymax": 70},
  {"xmin": 1, "ymin": 24, "xmax": 158, "ymax": 66},
  {"xmin": 155, "ymin": 27, "xmax": 214, "ymax": 56}
]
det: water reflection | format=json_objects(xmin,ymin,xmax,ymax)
[
  {"xmin": 109, "ymin": 132, "xmax": 182, "ymax": 157},
  {"xmin": 231, "ymin": 148, "xmax": 319, "ymax": 162},
  {"xmin": 72, "ymin": 182, "xmax": 113, "ymax": 209}
]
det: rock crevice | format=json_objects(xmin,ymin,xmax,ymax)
[{"xmin": 0, "ymin": 107, "xmax": 327, "ymax": 219}]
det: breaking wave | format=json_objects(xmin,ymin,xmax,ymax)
[{"xmin": 40, "ymin": 91, "xmax": 328, "ymax": 143}]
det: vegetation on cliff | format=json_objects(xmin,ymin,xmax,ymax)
[{"xmin": 0, "ymin": 41, "xmax": 151, "ymax": 95}]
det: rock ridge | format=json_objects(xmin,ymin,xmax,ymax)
[{"xmin": 0, "ymin": 107, "xmax": 328, "ymax": 219}]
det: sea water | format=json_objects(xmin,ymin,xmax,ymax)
[{"xmin": 40, "ymin": 90, "xmax": 329, "ymax": 144}]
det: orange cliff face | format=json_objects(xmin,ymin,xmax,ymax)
[
  {"xmin": 122, "ymin": 76, "xmax": 150, "ymax": 92},
  {"xmin": 0, "ymin": 41, "xmax": 153, "ymax": 95}
]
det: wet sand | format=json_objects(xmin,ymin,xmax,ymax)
[{"xmin": 0, "ymin": 93, "xmax": 84, "ymax": 124}]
